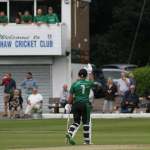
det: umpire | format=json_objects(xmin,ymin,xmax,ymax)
[{"xmin": 66, "ymin": 68, "xmax": 94, "ymax": 145}]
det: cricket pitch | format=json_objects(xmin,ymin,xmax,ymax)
[{"xmin": 13, "ymin": 145, "xmax": 150, "ymax": 150}]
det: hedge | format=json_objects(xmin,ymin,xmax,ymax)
[{"xmin": 133, "ymin": 66, "xmax": 150, "ymax": 96}]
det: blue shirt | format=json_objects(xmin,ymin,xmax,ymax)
[{"xmin": 20, "ymin": 79, "xmax": 38, "ymax": 95}]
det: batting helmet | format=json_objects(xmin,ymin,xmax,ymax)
[{"xmin": 78, "ymin": 68, "xmax": 88, "ymax": 78}]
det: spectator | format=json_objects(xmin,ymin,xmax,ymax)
[
  {"xmin": 20, "ymin": 72, "xmax": 38, "ymax": 102},
  {"xmin": 143, "ymin": 89, "xmax": 150, "ymax": 113},
  {"xmin": 46, "ymin": 6, "xmax": 59, "ymax": 24},
  {"xmin": 121, "ymin": 85, "xmax": 139, "ymax": 113},
  {"xmin": 128, "ymin": 72, "xmax": 136, "ymax": 86},
  {"xmin": 60, "ymin": 84, "xmax": 69, "ymax": 108},
  {"xmin": 0, "ymin": 73, "xmax": 16, "ymax": 117},
  {"xmin": 143, "ymin": 89, "xmax": 150, "ymax": 100},
  {"xmin": 21, "ymin": 10, "xmax": 32, "ymax": 24},
  {"xmin": 34, "ymin": 8, "xmax": 46, "ymax": 25},
  {"xmin": 15, "ymin": 17, "xmax": 21, "ymax": 24},
  {"xmin": 8, "ymin": 89, "xmax": 23, "ymax": 118},
  {"xmin": 24, "ymin": 88, "xmax": 43, "ymax": 116},
  {"xmin": 103, "ymin": 78, "xmax": 117, "ymax": 113},
  {"xmin": 0, "ymin": 11, "xmax": 8, "ymax": 24},
  {"xmin": 117, "ymin": 72, "xmax": 130, "ymax": 98},
  {"xmin": 18, "ymin": 11, "xmax": 22, "ymax": 18},
  {"xmin": 15, "ymin": 11, "xmax": 22, "ymax": 24}
]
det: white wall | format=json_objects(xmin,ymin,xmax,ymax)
[
  {"xmin": 52, "ymin": 0, "xmax": 72, "ymax": 98},
  {"xmin": 71, "ymin": 63, "xmax": 87, "ymax": 83},
  {"xmin": 52, "ymin": 57, "xmax": 71, "ymax": 98},
  {"xmin": 52, "ymin": 62, "xmax": 88, "ymax": 98},
  {"xmin": 61, "ymin": 0, "xmax": 72, "ymax": 87},
  {"xmin": 61, "ymin": 0, "xmax": 71, "ymax": 51}
]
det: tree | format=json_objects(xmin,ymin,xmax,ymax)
[{"xmin": 90, "ymin": 0, "xmax": 150, "ymax": 67}]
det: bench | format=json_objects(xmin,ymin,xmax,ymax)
[{"xmin": 48, "ymin": 98, "xmax": 65, "ymax": 113}]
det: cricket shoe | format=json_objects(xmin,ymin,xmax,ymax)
[
  {"xmin": 83, "ymin": 141, "xmax": 93, "ymax": 145},
  {"xmin": 83, "ymin": 142, "xmax": 90, "ymax": 145},
  {"xmin": 66, "ymin": 133, "xmax": 76, "ymax": 145}
]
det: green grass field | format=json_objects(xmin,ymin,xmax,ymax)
[{"xmin": 0, "ymin": 118, "xmax": 150, "ymax": 150}]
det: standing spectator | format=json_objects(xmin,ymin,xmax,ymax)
[
  {"xmin": 121, "ymin": 85, "xmax": 139, "ymax": 113},
  {"xmin": 20, "ymin": 72, "xmax": 38, "ymax": 102},
  {"xmin": 0, "ymin": 73, "xmax": 16, "ymax": 117},
  {"xmin": 24, "ymin": 88, "xmax": 43, "ymax": 116},
  {"xmin": 15, "ymin": 17, "xmax": 21, "ymax": 24},
  {"xmin": 15, "ymin": 11, "xmax": 22, "ymax": 24},
  {"xmin": 34, "ymin": 8, "xmax": 46, "ymax": 25},
  {"xmin": 60, "ymin": 84, "xmax": 69, "ymax": 108},
  {"xmin": 117, "ymin": 72, "xmax": 130, "ymax": 98},
  {"xmin": 103, "ymin": 78, "xmax": 117, "ymax": 113},
  {"xmin": 8, "ymin": 89, "xmax": 23, "ymax": 118},
  {"xmin": 128, "ymin": 72, "xmax": 136, "ymax": 86},
  {"xmin": 21, "ymin": 11, "xmax": 32, "ymax": 24},
  {"xmin": 46, "ymin": 6, "xmax": 59, "ymax": 24},
  {"xmin": 0, "ymin": 11, "xmax": 8, "ymax": 24}
]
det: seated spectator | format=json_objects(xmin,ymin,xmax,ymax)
[
  {"xmin": 8, "ymin": 89, "xmax": 23, "ymax": 118},
  {"xmin": 121, "ymin": 85, "xmax": 139, "ymax": 113},
  {"xmin": 46, "ymin": 6, "xmax": 59, "ymax": 24},
  {"xmin": 103, "ymin": 78, "xmax": 117, "ymax": 113},
  {"xmin": 60, "ymin": 84, "xmax": 69, "ymax": 108},
  {"xmin": 21, "ymin": 11, "xmax": 32, "ymax": 24},
  {"xmin": 24, "ymin": 88, "xmax": 43, "ymax": 116},
  {"xmin": 0, "ymin": 11, "xmax": 8, "ymax": 24},
  {"xmin": 144, "ymin": 90, "xmax": 150, "ymax": 100},
  {"xmin": 34, "ymin": 8, "xmax": 46, "ymax": 25},
  {"xmin": 143, "ymin": 90, "xmax": 150, "ymax": 113}
]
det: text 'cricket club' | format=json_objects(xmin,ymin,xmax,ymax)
[{"xmin": 0, "ymin": 40, "xmax": 53, "ymax": 48}]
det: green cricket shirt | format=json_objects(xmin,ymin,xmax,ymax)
[
  {"xmin": 34, "ymin": 15, "xmax": 46, "ymax": 23},
  {"xmin": 70, "ymin": 79, "xmax": 94, "ymax": 103},
  {"xmin": 0, "ymin": 16, "xmax": 8, "ymax": 23},
  {"xmin": 45, "ymin": 13, "xmax": 59, "ymax": 24},
  {"xmin": 21, "ymin": 15, "xmax": 32, "ymax": 23}
]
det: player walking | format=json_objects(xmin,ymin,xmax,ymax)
[{"xmin": 65, "ymin": 68, "xmax": 94, "ymax": 145}]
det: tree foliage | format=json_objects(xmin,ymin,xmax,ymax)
[
  {"xmin": 133, "ymin": 66, "xmax": 150, "ymax": 96},
  {"xmin": 90, "ymin": 0, "xmax": 150, "ymax": 67}
]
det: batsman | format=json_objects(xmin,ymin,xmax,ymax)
[{"xmin": 65, "ymin": 67, "xmax": 94, "ymax": 145}]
